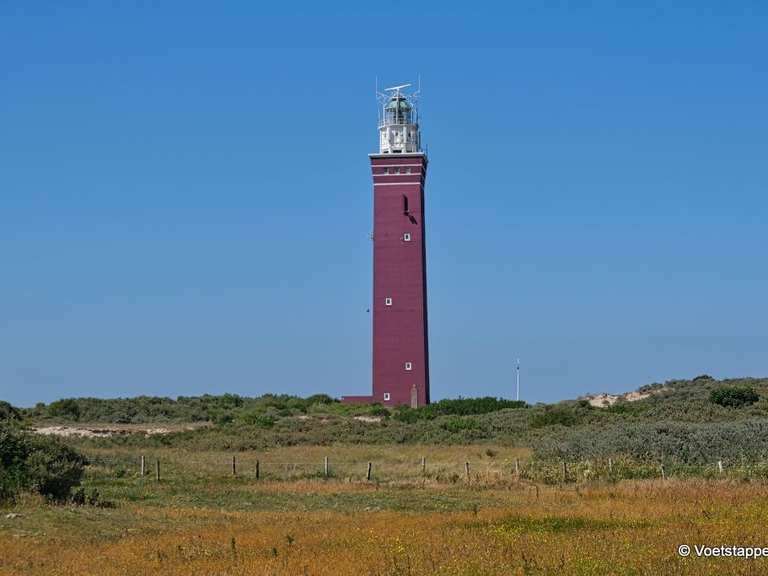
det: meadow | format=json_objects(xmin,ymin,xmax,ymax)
[
  {"xmin": 5, "ymin": 379, "xmax": 768, "ymax": 574},
  {"xmin": 3, "ymin": 444, "xmax": 768, "ymax": 575}
]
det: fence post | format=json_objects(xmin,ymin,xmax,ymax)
[
  {"xmin": 608, "ymin": 458, "xmax": 613, "ymax": 474},
  {"xmin": 660, "ymin": 463, "xmax": 666, "ymax": 480},
  {"xmin": 155, "ymin": 459, "xmax": 160, "ymax": 482},
  {"xmin": 140, "ymin": 455, "xmax": 145, "ymax": 477},
  {"xmin": 324, "ymin": 456, "xmax": 329, "ymax": 478},
  {"xmin": 514, "ymin": 458, "xmax": 520, "ymax": 477},
  {"xmin": 562, "ymin": 461, "xmax": 568, "ymax": 483},
  {"xmin": 718, "ymin": 460, "xmax": 723, "ymax": 475},
  {"xmin": 465, "ymin": 461, "xmax": 470, "ymax": 481},
  {"xmin": 255, "ymin": 459, "xmax": 260, "ymax": 480},
  {"xmin": 421, "ymin": 456, "xmax": 426, "ymax": 476},
  {"xmin": 232, "ymin": 455, "xmax": 237, "ymax": 476},
  {"xmin": 366, "ymin": 462, "xmax": 372, "ymax": 481}
]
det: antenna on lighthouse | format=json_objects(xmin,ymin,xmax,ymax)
[
  {"xmin": 376, "ymin": 81, "xmax": 421, "ymax": 154},
  {"xmin": 516, "ymin": 358, "xmax": 521, "ymax": 401}
]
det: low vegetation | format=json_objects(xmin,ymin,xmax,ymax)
[
  {"xmin": 4, "ymin": 377, "xmax": 768, "ymax": 574},
  {"xmin": 0, "ymin": 423, "xmax": 87, "ymax": 503},
  {"xmin": 2, "ymin": 446, "xmax": 768, "ymax": 575},
  {"xmin": 709, "ymin": 384, "xmax": 760, "ymax": 408}
]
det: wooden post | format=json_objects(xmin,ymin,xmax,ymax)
[
  {"xmin": 562, "ymin": 461, "xmax": 567, "ymax": 483},
  {"xmin": 155, "ymin": 459, "xmax": 160, "ymax": 482},
  {"xmin": 255, "ymin": 459, "xmax": 260, "ymax": 480},
  {"xmin": 660, "ymin": 463, "xmax": 666, "ymax": 480},
  {"xmin": 514, "ymin": 458, "xmax": 520, "ymax": 477},
  {"xmin": 421, "ymin": 456, "xmax": 426, "ymax": 475},
  {"xmin": 232, "ymin": 455, "xmax": 237, "ymax": 476},
  {"xmin": 718, "ymin": 460, "xmax": 723, "ymax": 475},
  {"xmin": 608, "ymin": 458, "xmax": 613, "ymax": 474},
  {"xmin": 465, "ymin": 461, "xmax": 470, "ymax": 481},
  {"xmin": 366, "ymin": 462, "xmax": 372, "ymax": 481},
  {"xmin": 324, "ymin": 456, "xmax": 329, "ymax": 478},
  {"xmin": 140, "ymin": 455, "xmax": 145, "ymax": 477}
]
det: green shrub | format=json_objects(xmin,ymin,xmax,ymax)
[
  {"xmin": 237, "ymin": 411, "xmax": 277, "ymax": 428},
  {"xmin": 0, "ymin": 423, "xmax": 87, "ymax": 502},
  {"xmin": 393, "ymin": 397, "xmax": 526, "ymax": 422},
  {"xmin": 440, "ymin": 417, "xmax": 483, "ymax": 432},
  {"xmin": 530, "ymin": 407, "xmax": 578, "ymax": 428},
  {"xmin": 47, "ymin": 398, "xmax": 81, "ymax": 421},
  {"xmin": 31, "ymin": 393, "xmax": 344, "ymax": 424},
  {"xmin": 710, "ymin": 386, "xmax": 759, "ymax": 408},
  {"xmin": 24, "ymin": 437, "xmax": 88, "ymax": 501},
  {"xmin": 530, "ymin": 419, "xmax": 768, "ymax": 464},
  {"xmin": 0, "ymin": 424, "xmax": 28, "ymax": 501},
  {"xmin": 0, "ymin": 401, "xmax": 21, "ymax": 422}
]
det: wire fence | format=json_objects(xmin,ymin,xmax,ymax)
[{"xmin": 84, "ymin": 453, "xmax": 768, "ymax": 485}]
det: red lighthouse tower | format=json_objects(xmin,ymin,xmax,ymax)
[{"xmin": 344, "ymin": 83, "xmax": 430, "ymax": 407}]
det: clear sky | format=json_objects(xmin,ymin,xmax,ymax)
[{"xmin": 2, "ymin": 1, "xmax": 767, "ymax": 407}]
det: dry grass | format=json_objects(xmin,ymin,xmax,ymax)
[{"xmin": 3, "ymin": 446, "xmax": 768, "ymax": 575}]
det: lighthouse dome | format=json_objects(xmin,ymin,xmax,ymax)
[{"xmin": 385, "ymin": 96, "xmax": 411, "ymax": 111}]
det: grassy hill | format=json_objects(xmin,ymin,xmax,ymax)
[{"xmin": 6, "ymin": 376, "xmax": 768, "ymax": 465}]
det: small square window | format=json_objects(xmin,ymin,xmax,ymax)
[
  {"xmin": 385, "ymin": 297, "xmax": 393, "ymax": 306},
  {"xmin": 405, "ymin": 167, "xmax": 412, "ymax": 174},
  {"xmin": 405, "ymin": 362, "xmax": 413, "ymax": 371},
  {"xmin": 403, "ymin": 233, "xmax": 411, "ymax": 242},
  {"xmin": 383, "ymin": 392, "xmax": 391, "ymax": 401}
]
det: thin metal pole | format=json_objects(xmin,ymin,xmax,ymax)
[{"xmin": 516, "ymin": 358, "xmax": 520, "ymax": 401}]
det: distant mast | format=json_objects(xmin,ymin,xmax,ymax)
[{"xmin": 516, "ymin": 358, "xmax": 520, "ymax": 401}]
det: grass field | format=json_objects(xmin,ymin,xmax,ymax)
[{"xmin": 3, "ymin": 445, "xmax": 768, "ymax": 575}]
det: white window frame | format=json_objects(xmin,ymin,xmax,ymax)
[
  {"xmin": 405, "ymin": 362, "xmax": 413, "ymax": 371},
  {"xmin": 383, "ymin": 392, "xmax": 391, "ymax": 401},
  {"xmin": 403, "ymin": 233, "xmax": 411, "ymax": 242},
  {"xmin": 385, "ymin": 297, "xmax": 393, "ymax": 306}
]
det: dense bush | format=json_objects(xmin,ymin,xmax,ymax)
[
  {"xmin": 0, "ymin": 401, "xmax": 21, "ymax": 421},
  {"xmin": 236, "ymin": 411, "xmax": 277, "ymax": 428},
  {"xmin": 0, "ymin": 423, "xmax": 88, "ymax": 502},
  {"xmin": 531, "ymin": 418, "xmax": 768, "ymax": 464},
  {"xmin": 709, "ymin": 385, "xmax": 759, "ymax": 408},
  {"xmin": 24, "ymin": 437, "xmax": 88, "ymax": 501},
  {"xmin": 0, "ymin": 424, "xmax": 28, "ymax": 501},
  {"xmin": 47, "ymin": 398, "xmax": 82, "ymax": 420},
  {"xmin": 530, "ymin": 406, "xmax": 578, "ymax": 428},
  {"xmin": 440, "ymin": 416, "xmax": 483, "ymax": 432},
  {"xmin": 393, "ymin": 397, "xmax": 526, "ymax": 423},
  {"xmin": 27, "ymin": 393, "xmax": 343, "ymax": 424}
]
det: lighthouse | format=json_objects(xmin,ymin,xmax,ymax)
[{"xmin": 344, "ymin": 83, "xmax": 430, "ymax": 407}]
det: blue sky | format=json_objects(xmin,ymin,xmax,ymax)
[{"xmin": 1, "ymin": 1, "xmax": 767, "ymax": 407}]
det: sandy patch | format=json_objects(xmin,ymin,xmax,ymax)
[
  {"xmin": 585, "ymin": 390, "xmax": 654, "ymax": 408},
  {"xmin": 33, "ymin": 423, "xmax": 205, "ymax": 438},
  {"xmin": 353, "ymin": 416, "xmax": 383, "ymax": 423}
]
